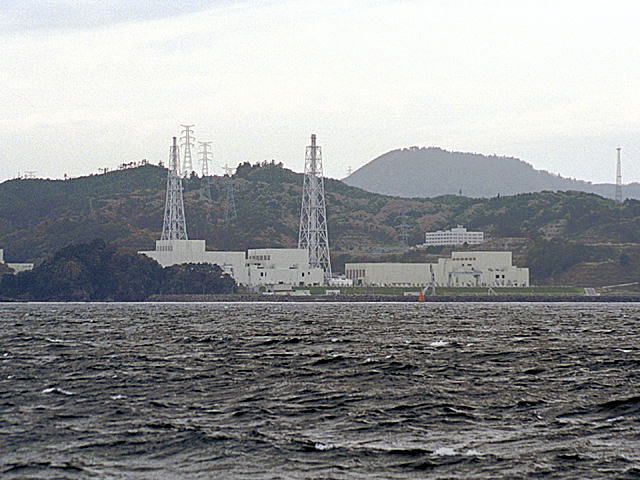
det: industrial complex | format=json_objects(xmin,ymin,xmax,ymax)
[
  {"xmin": 139, "ymin": 128, "xmax": 530, "ymax": 291},
  {"xmin": 346, "ymin": 252, "xmax": 529, "ymax": 288},
  {"xmin": 139, "ymin": 133, "xmax": 333, "ymax": 289}
]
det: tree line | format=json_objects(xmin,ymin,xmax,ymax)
[{"xmin": 0, "ymin": 240, "xmax": 236, "ymax": 301}]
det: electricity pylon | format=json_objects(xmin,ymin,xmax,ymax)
[
  {"xmin": 198, "ymin": 141, "xmax": 212, "ymax": 177},
  {"xmin": 615, "ymin": 147, "xmax": 623, "ymax": 204},
  {"xmin": 180, "ymin": 124, "xmax": 195, "ymax": 177},
  {"xmin": 161, "ymin": 137, "xmax": 188, "ymax": 240},
  {"xmin": 298, "ymin": 134, "xmax": 332, "ymax": 281},
  {"xmin": 223, "ymin": 164, "xmax": 237, "ymax": 223}
]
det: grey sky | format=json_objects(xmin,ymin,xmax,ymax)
[{"xmin": 1, "ymin": 0, "xmax": 639, "ymax": 183}]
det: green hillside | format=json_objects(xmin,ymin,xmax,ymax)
[{"xmin": 1, "ymin": 161, "xmax": 639, "ymax": 286}]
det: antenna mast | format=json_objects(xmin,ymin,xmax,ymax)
[
  {"xmin": 161, "ymin": 137, "xmax": 188, "ymax": 240},
  {"xmin": 180, "ymin": 124, "xmax": 195, "ymax": 176},
  {"xmin": 298, "ymin": 134, "xmax": 332, "ymax": 281}
]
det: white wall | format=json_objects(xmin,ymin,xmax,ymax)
[
  {"xmin": 347, "ymin": 251, "xmax": 529, "ymax": 287},
  {"xmin": 139, "ymin": 240, "xmax": 248, "ymax": 284},
  {"xmin": 139, "ymin": 241, "xmax": 325, "ymax": 287}
]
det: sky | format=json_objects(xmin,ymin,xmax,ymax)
[{"xmin": 1, "ymin": 0, "xmax": 639, "ymax": 182}]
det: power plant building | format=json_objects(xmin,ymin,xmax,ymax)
[
  {"xmin": 423, "ymin": 225, "xmax": 484, "ymax": 247},
  {"xmin": 345, "ymin": 251, "xmax": 529, "ymax": 288},
  {"xmin": 139, "ymin": 240, "xmax": 324, "ymax": 287}
]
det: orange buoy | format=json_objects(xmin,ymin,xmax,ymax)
[{"xmin": 418, "ymin": 291, "xmax": 426, "ymax": 302}]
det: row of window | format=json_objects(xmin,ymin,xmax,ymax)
[
  {"xmin": 249, "ymin": 254, "xmax": 272, "ymax": 261},
  {"xmin": 345, "ymin": 269, "xmax": 365, "ymax": 279}
]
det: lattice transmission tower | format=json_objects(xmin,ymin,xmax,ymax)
[
  {"xmin": 180, "ymin": 124, "xmax": 195, "ymax": 176},
  {"xmin": 615, "ymin": 147, "xmax": 623, "ymax": 204},
  {"xmin": 223, "ymin": 164, "xmax": 237, "ymax": 223},
  {"xmin": 298, "ymin": 134, "xmax": 332, "ymax": 281},
  {"xmin": 161, "ymin": 137, "xmax": 188, "ymax": 240},
  {"xmin": 396, "ymin": 214, "xmax": 410, "ymax": 247},
  {"xmin": 198, "ymin": 141, "xmax": 212, "ymax": 177}
]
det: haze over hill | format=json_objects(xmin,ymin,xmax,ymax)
[{"xmin": 344, "ymin": 147, "xmax": 640, "ymax": 200}]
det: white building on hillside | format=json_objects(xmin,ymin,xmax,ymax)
[
  {"xmin": 138, "ymin": 240, "xmax": 324, "ymax": 287},
  {"xmin": 0, "ymin": 249, "xmax": 34, "ymax": 274},
  {"xmin": 345, "ymin": 251, "xmax": 528, "ymax": 288},
  {"xmin": 423, "ymin": 225, "xmax": 484, "ymax": 247}
]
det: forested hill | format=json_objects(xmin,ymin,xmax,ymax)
[
  {"xmin": 344, "ymin": 147, "xmax": 640, "ymax": 200},
  {"xmin": 2, "ymin": 161, "xmax": 640, "ymax": 285}
]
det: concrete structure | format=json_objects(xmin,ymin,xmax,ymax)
[
  {"xmin": 140, "ymin": 240, "xmax": 248, "ymax": 284},
  {"xmin": 423, "ymin": 225, "xmax": 484, "ymax": 247},
  {"xmin": 139, "ymin": 241, "xmax": 324, "ymax": 287},
  {"xmin": 246, "ymin": 248, "xmax": 324, "ymax": 287},
  {"xmin": 0, "ymin": 249, "xmax": 34, "ymax": 274},
  {"xmin": 345, "ymin": 251, "xmax": 528, "ymax": 288}
]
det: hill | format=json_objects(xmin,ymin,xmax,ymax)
[
  {"xmin": 344, "ymin": 147, "xmax": 640, "ymax": 200},
  {"xmin": 2, "ymin": 161, "xmax": 640, "ymax": 286}
]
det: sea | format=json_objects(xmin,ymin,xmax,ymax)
[{"xmin": 1, "ymin": 302, "xmax": 639, "ymax": 479}]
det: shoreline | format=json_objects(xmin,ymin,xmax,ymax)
[{"xmin": 145, "ymin": 294, "xmax": 640, "ymax": 303}]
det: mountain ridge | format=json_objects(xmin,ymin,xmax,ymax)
[
  {"xmin": 344, "ymin": 147, "xmax": 639, "ymax": 199},
  {"xmin": 2, "ymin": 161, "xmax": 640, "ymax": 285}
]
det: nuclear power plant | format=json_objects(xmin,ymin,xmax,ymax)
[{"xmin": 140, "ymin": 133, "xmax": 333, "ymax": 288}]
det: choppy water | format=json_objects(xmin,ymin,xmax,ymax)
[{"xmin": 1, "ymin": 302, "xmax": 639, "ymax": 479}]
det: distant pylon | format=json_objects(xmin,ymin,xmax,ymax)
[
  {"xmin": 347, "ymin": 165, "xmax": 353, "ymax": 176},
  {"xmin": 396, "ymin": 214, "xmax": 410, "ymax": 247},
  {"xmin": 180, "ymin": 124, "xmax": 195, "ymax": 176},
  {"xmin": 198, "ymin": 141, "xmax": 212, "ymax": 177},
  {"xmin": 298, "ymin": 134, "xmax": 332, "ymax": 281},
  {"xmin": 223, "ymin": 164, "xmax": 237, "ymax": 223},
  {"xmin": 615, "ymin": 147, "xmax": 623, "ymax": 204},
  {"xmin": 161, "ymin": 137, "xmax": 188, "ymax": 240}
]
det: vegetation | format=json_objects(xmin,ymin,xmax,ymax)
[
  {"xmin": 1, "ymin": 162, "xmax": 640, "ymax": 286},
  {"xmin": 0, "ymin": 240, "xmax": 235, "ymax": 301}
]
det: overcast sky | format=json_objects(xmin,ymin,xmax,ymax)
[{"xmin": 1, "ymin": 0, "xmax": 639, "ymax": 182}]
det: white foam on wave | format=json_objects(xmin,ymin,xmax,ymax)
[
  {"xmin": 315, "ymin": 442, "xmax": 335, "ymax": 451},
  {"xmin": 430, "ymin": 340, "xmax": 449, "ymax": 347},
  {"xmin": 433, "ymin": 446, "xmax": 458, "ymax": 456},
  {"xmin": 110, "ymin": 394, "xmax": 127, "ymax": 400},
  {"xmin": 42, "ymin": 387, "xmax": 74, "ymax": 396}
]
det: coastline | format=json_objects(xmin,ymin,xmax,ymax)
[{"xmin": 146, "ymin": 294, "xmax": 640, "ymax": 303}]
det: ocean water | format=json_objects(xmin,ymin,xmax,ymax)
[{"xmin": 1, "ymin": 302, "xmax": 639, "ymax": 479}]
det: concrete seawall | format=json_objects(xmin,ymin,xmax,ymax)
[{"xmin": 148, "ymin": 294, "xmax": 640, "ymax": 303}]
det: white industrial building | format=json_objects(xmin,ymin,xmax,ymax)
[
  {"xmin": 139, "ymin": 240, "xmax": 324, "ymax": 287},
  {"xmin": 423, "ymin": 225, "xmax": 484, "ymax": 247},
  {"xmin": 0, "ymin": 249, "xmax": 34, "ymax": 274},
  {"xmin": 345, "ymin": 251, "xmax": 529, "ymax": 288}
]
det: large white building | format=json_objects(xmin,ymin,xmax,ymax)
[
  {"xmin": 423, "ymin": 225, "xmax": 484, "ymax": 247},
  {"xmin": 0, "ymin": 249, "xmax": 34, "ymax": 274},
  {"xmin": 139, "ymin": 240, "xmax": 324, "ymax": 287},
  {"xmin": 345, "ymin": 251, "xmax": 529, "ymax": 288}
]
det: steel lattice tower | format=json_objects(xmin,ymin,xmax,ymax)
[
  {"xmin": 198, "ymin": 141, "xmax": 212, "ymax": 177},
  {"xmin": 223, "ymin": 164, "xmax": 237, "ymax": 223},
  {"xmin": 180, "ymin": 124, "xmax": 195, "ymax": 176},
  {"xmin": 396, "ymin": 214, "xmax": 410, "ymax": 247},
  {"xmin": 298, "ymin": 134, "xmax": 332, "ymax": 280},
  {"xmin": 161, "ymin": 137, "xmax": 188, "ymax": 240},
  {"xmin": 615, "ymin": 147, "xmax": 623, "ymax": 204}
]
